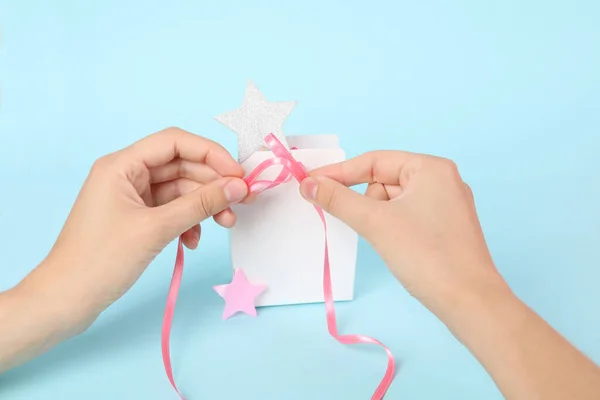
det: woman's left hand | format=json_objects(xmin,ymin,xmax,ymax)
[{"xmin": 21, "ymin": 127, "xmax": 248, "ymax": 331}]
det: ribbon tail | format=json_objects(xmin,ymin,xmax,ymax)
[
  {"xmin": 162, "ymin": 237, "xmax": 185, "ymax": 400},
  {"xmin": 315, "ymin": 205, "xmax": 395, "ymax": 399}
]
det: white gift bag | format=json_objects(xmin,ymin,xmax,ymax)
[{"xmin": 230, "ymin": 134, "xmax": 358, "ymax": 307}]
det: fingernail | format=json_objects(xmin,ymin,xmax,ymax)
[
  {"xmin": 223, "ymin": 179, "xmax": 248, "ymax": 203},
  {"xmin": 301, "ymin": 178, "xmax": 318, "ymax": 201}
]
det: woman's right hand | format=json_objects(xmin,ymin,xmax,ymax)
[
  {"xmin": 299, "ymin": 150, "xmax": 508, "ymax": 315},
  {"xmin": 300, "ymin": 151, "xmax": 600, "ymax": 400}
]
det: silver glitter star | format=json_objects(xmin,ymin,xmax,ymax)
[{"xmin": 214, "ymin": 80, "xmax": 296, "ymax": 162}]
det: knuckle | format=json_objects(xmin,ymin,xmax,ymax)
[
  {"xmin": 91, "ymin": 154, "xmax": 115, "ymax": 173},
  {"xmin": 169, "ymin": 180, "xmax": 183, "ymax": 199},
  {"xmin": 153, "ymin": 126, "xmax": 185, "ymax": 142},
  {"xmin": 161, "ymin": 126, "xmax": 184, "ymax": 136},
  {"xmin": 191, "ymin": 192, "xmax": 213, "ymax": 220},
  {"xmin": 400, "ymin": 156, "xmax": 425, "ymax": 184},
  {"xmin": 363, "ymin": 150, "xmax": 383, "ymax": 159},
  {"xmin": 463, "ymin": 182, "xmax": 474, "ymax": 199},
  {"xmin": 432, "ymin": 157, "xmax": 460, "ymax": 179},
  {"xmin": 177, "ymin": 158, "xmax": 187, "ymax": 177},
  {"xmin": 322, "ymin": 186, "xmax": 340, "ymax": 211},
  {"xmin": 441, "ymin": 158, "xmax": 458, "ymax": 172}
]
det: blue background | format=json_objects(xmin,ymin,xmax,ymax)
[{"xmin": 0, "ymin": 1, "xmax": 599, "ymax": 399}]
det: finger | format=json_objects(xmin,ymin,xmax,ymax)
[
  {"xmin": 464, "ymin": 182, "xmax": 475, "ymax": 203},
  {"xmin": 155, "ymin": 177, "xmax": 248, "ymax": 238},
  {"xmin": 150, "ymin": 158, "xmax": 221, "ymax": 184},
  {"xmin": 153, "ymin": 178, "xmax": 238, "ymax": 228},
  {"xmin": 309, "ymin": 150, "xmax": 422, "ymax": 187},
  {"xmin": 241, "ymin": 192, "xmax": 258, "ymax": 204},
  {"xmin": 152, "ymin": 178, "xmax": 201, "ymax": 206},
  {"xmin": 152, "ymin": 180, "xmax": 240, "ymax": 226},
  {"xmin": 365, "ymin": 182, "xmax": 390, "ymax": 201},
  {"xmin": 181, "ymin": 224, "xmax": 201, "ymax": 249},
  {"xmin": 299, "ymin": 176, "xmax": 377, "ymax": 236},
  {"xmin": 126, "ymin": 127, "xmax": 244, "ymax": 177},
  {"xmin": 214, "ymin": 208, "xmax": 237, "ymax": 228}
]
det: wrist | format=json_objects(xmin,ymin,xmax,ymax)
[
  {"xmin": 18, "ymin": 257, "xmax": 99, "ymax": 339},
  {"xmin": 429, "ymin": 267, "xmax": 533, "ymax": 365},
  {"xmin": 427, "ymin": 267, "xmax": 520, "ymax": 335},
  {"xmin": 0, "ymin": 281, "xmax": 87, "ymax": 372},
  {"xmin": 0, "ymin": 258, "xmax": 101, "ymax": 372}
]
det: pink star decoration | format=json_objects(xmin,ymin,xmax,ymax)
[{"xmin": 213, "ymin": 269, "xmax": 266, "ymax": 320}]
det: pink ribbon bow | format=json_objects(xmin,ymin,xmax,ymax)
[{"xmin": 162, "ymin": 134, "xmax": 396, "ymax": 399}]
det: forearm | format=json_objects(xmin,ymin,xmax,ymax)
[
  {"xmin": 0, "ymin": 260, "xmax": 95, "ymax": 373},
  {"xmin": 438, "ymin": 273, "xmax": 600, "ymax": 399}
]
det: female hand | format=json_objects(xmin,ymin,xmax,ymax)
[
  {"xmin": 299, "ymin": 150, "xmax": 503, "ymax": 314},
  {"xmin": 299, "ymin": 151, "xmax": 600, "ymax": 400},
  {"xmin": 20, "ymin": 127, "xmax": 248, "ymax": 332}
]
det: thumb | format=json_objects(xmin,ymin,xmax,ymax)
[
  {"xmin": 157, "ymin": 177, "xmax": 248, "ymax": 239},
  {"xmin": 299, "ymin": 176, "xmax": 375, "ymax": 235}
]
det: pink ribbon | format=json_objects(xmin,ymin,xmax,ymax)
[
  {"xmin": 162, "ymin": 134, "xmax": 395, "ymax": 399},
  {"xmin": 162, "ymin": 238, "xmax": 185, "ymax": 399}
]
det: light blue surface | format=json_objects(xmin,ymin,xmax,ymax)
[{"xmin": 0, "ymin": 1, "xmax": 599, "ymax": 399}]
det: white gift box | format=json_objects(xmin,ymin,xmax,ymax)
[{"xmin": 230, "ymin": 135, "xmax": 358, "ymax": 307}]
